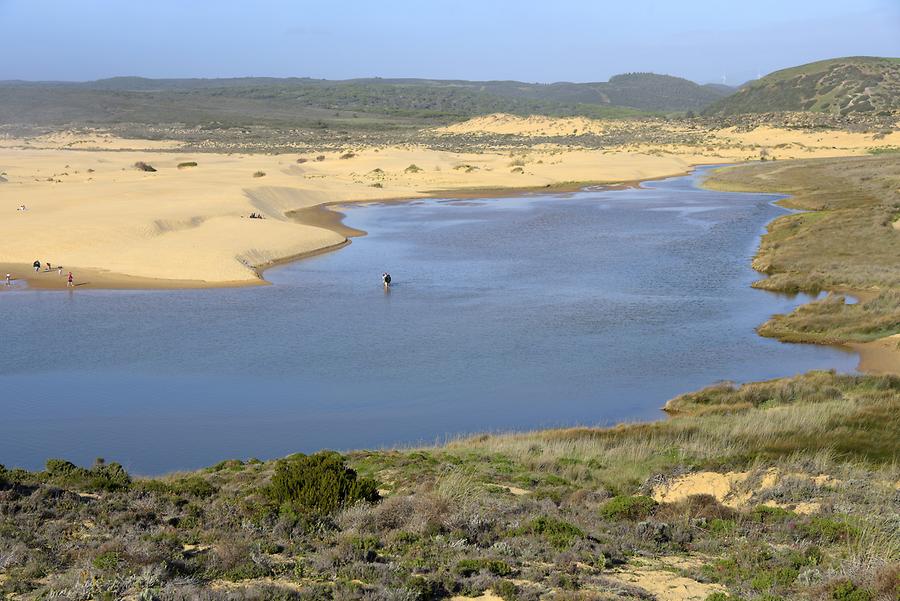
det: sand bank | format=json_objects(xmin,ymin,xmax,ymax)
[
  {"xmin": 849, "ymin": 335, "xmax": 900, "ymax": 375},
  {"xmin": 2, "ymin": 118, "xmax": 893, "ymax": 290}
]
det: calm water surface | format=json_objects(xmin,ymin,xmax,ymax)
[{"xmin": 1, "ymin": 168, "xmax": 856, "ymax": 473}]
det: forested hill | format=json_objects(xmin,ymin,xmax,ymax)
[{"xmin": 0, "ymin": 73, "xmax": 732, "ymax": 129}]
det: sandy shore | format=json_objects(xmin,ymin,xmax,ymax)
[
  {"xmin": 2, "ymin": 116, "xmax": 897, "ymax": 291},
  {"xmin": 848, "ymin": 335, "xmax": 900, "ymax": 375}
]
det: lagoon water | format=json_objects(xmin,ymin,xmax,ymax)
[{"xmin": 1, "ymin": 168, "xmax": 856, "ymax": 473}]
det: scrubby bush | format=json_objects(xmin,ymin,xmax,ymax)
[
  {"xmin": 315, "ymin": 155, "xmax": 325, "ymax": 161},
  {"xmin": 830, "ymin": 580, "xmax": 872, "ymax": 601},
  {"xmin": 515, "ymin": 516, "xmax": 584, "ymax": 550},
  {"xmin": 45, "ymin": 458, "xmax": 131, "ymax": 491},
  {"xmin": 134, "ymin": 161, "xmax": 156, "ymax": 172},
  {"xmin": 339, "ymin": 152, "xmax": 356, "ymax": 160},
  {"xmin": 177, "ymin": 161, "xmax": 198, "ymax": 169},
  {"xmin": 454, "ymin": 558, "xmax": 513, "ymax": 577},
  {"xmin": 405, "ymin": 164, "xmax": 423, "ymax": 173},
  {"xmin": 168, "ymin": 475, "xmax": 217, "ymax": 498},
  {"xmin": 296, "ymin": 158, "xmax": 309, "ymax": 163},
  {"xmin": 267, "ymin": 451, "xmax": 379, "ymax": 515},
  {"xmin": 252, "ymin": 171, "xmax": 266, "ymax": 178},
  {"xmin": 801, "ymin": 516, "xmax": 857, "ymax": 543},
  {"xmin": 599, "ymin": 495, "xmax": 658, "ymax": 520}
]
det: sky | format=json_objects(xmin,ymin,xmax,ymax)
[{"xmin": 1, "ymin": 0, "xmax": 898, "ymax": 84}]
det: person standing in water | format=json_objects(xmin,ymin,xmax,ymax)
[
  {"xmin": 5, "ymin": 274, "xmax": 10, "ymax": 286},
  {"xmin": 382, "ymin": 272, "xmax": 392, "ymax": 287}
]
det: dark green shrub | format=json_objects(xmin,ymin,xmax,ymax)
[
  {"xmin": 494, "ymin": 579, "xmax": 519, "ymax": 600},
  {"xmin": 454, "ymin": 558, "xmax": 512, "ymax": 577},
  {"xmin": 802, "ymin": 516, "xmax": 857, "ymax": 543},
  {"xmin": 599, "ymin": 495, "xmax": 658, "ymax": 520},
  {"xmin": 92, "ymin": 550, "xmax": 120, "ymax": 571},
  {"xmin": 405, "ymin": 575, "xmax": 446, "ymax": 600},
  {"xmin": 708, "ymin": 518, "xmax": 737, "ymax": 534},
  {"xmin": 267, "ymin": 451, "xmax": 379, "ymax": 514},
  {"xmin": 208, "ymin": 459, "xmax": 244, "ymax": 472},
  {"xmin": 750, "ymin": 504, "xmax": 794, "ymax": 523},
  {"xmin": 831, "ymin": 580, "xmax": 872, "ymax": 601},
  {"xmin": 45, "ymin": 458, "xmax": 130, "ymax": 491},
  {"xmin": 169, "ymin": 476, "xmax": 217, "ymax": 498},
  {"xmin": 515, "ymin": 516, "xmax": 584, "ymax": 550}
]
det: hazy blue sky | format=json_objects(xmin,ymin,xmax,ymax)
[{"xmin": 1, "ymin": 0, "xmax": 898, "ymax": 84}]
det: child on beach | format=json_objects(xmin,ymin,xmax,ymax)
[
  {"xmin": 33, "ymin": 260, "xmax": 41, "ymax": 272},
  {"xmin": 67, "ymin": 272, "xmax": 74, "ymax": 287}
]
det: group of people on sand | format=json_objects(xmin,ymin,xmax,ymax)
[{"xmin": 31, "ymin": 259, "xmax": 74, "ymax": 287}]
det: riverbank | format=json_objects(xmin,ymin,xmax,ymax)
[{"xmin": 702, "ymin": 155, "xmax": 900, "ymax": 376}]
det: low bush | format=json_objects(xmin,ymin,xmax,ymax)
[
  {"xmin": 252, "ymin": 171, "xmax": 266, "ymax": 178},
  {"xmin": 801, "ymin": 516, "xmax": 857, "ymax": 543},
  {"xmin": 454, "ymin": 558, "xmax": 513, "ymax": 577},
  {"xmin": 404, "ymin": 164, "xmax": 423, "ymax": 173},
  {"xmin": 267, "ymin": 451, "xmax": 379, "ymax": 515},
  {"xmin": 830, "ymin": 580, "xmax": 872, "ymax": 601},
  {"xmin": 177, "ymin": 161, "xmax": 198, "ymax": 169},
  {"xmin": 599, "ymin": 495, "xmax": 658, "ymax": 520},
  {"xmin": 515, "ymin": 516, "xmax": 584, "ymax": 550},
  {"xmin": 45, "ymin": 458, "xmax": 131, "ymax": 491},
  {"xmin": 134, "ymin": 161, "xmax": 156, "ymax": 172},
  {"xmin": 168, "ymin": 476, "xmax": 218, "ymax": 498}
]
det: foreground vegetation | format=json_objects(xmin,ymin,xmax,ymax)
[
  {"xmin": 705, "ymin": 155, "xmax": 900, "ymax": 346},
  {"xmin": 0, "ymin": 372, "xmax": 897, "ymax": 600}
]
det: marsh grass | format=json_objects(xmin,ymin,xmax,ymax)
[{"xmin": 706, "ymin": 155, "xmax": 900, "ymax": 345}]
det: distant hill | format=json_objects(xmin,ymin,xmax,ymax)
[
  {"xmin": 705, "ymin": 56, "xmax": 900, "ymax": 115},
  {"xmin": 0, "ymin": 73, "xmax": 731, "ymax": 129}
]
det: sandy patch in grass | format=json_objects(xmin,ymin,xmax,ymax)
[
  {"xmin": 652, "ymin": 468, "xmax": 837, "ymax": 512},
  {"xmin": 849, "ymin": 334, "xmax": 900, "ymax": 375},
  {"xmin": 608, "ymin": 560, "xmax": 726, "ymax": 601}
]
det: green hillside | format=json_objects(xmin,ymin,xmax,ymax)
[{"xmin": 705, "ymin": 56, "xmax": 900, "ymax": 115}]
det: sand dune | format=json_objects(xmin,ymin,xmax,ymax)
[
  {"xmin": 432, "ymin": 113, "xmax": 608, "ymax": 137},
  {"xmin": 2, "ymin": 118, "xmax": 893, "ymax": 288}
]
